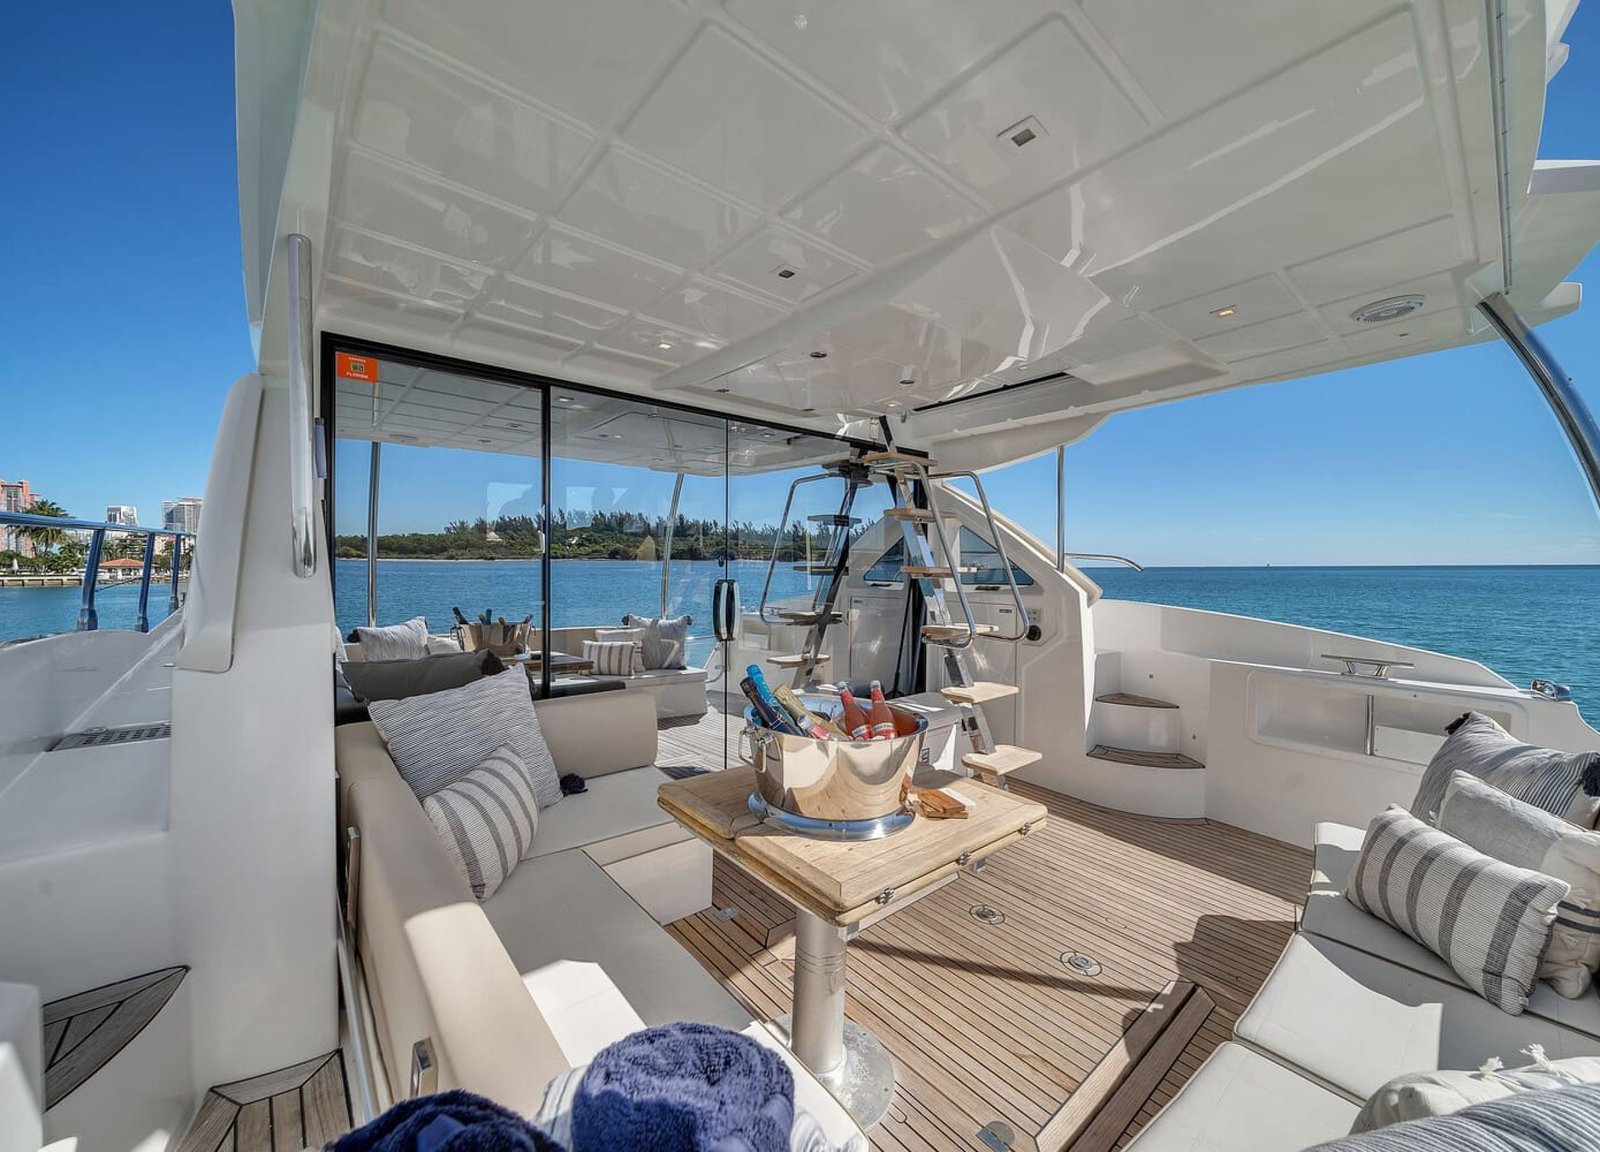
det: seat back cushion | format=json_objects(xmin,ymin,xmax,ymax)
[
  {"xmin": 1439, "ymin": 771, "xmax": 1600, "ymax": 998},
  {"xmin": 1352, "ymin": 1055, "xmax": 1600, "ymax": 1133},
  {"xmin": 368, "ymin": 670, "xmax": 562, "ymax": 806},
  {"xmin": 1308, "ymin": 1081, "xmax": 1600, "ymax": 1149},
  {"xmin": 342, "ymin": 650, "xmax": 506, "ymax": 703},
  {"xmin": 533, "ymin": 691, "xmax": 658, "ymax": 779},
  {"xmin": 1346, "ymin": 806, "xmax": 1568, "ymax": 1015},
  {"xmin": 355, "ymin": 616, "xmax": 429, "ymax": 661},
  {"xmin": 423, "ymin": 745, "xmax": 540, "ymax": 900},
  {"xmin": 621, "ymin": 614, "xmax": 692, "ymax": 670},
  {"xmin": 1411, "ymin": 712, "xmax": 1600, "ymax": 828}
]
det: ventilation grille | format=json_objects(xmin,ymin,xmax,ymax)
[{"xmin": 53, "ymin": 723, "xmax": 171, "ymax": 751}]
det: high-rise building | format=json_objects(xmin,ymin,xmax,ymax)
[
  {"xmin": 1, "ymin": 478, "xmax": 36, "ymax": 557},
  {"xmin": 162, "ymin": 497, "xmax": 203, "ymax": 536},
  {"xmin": 106, "ymin": 504, "xmax": 139, "ymax": 527}
]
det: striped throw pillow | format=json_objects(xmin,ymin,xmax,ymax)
[
  {"xmin": 1439, "ymin": 770, "xmax": 1600, "ymax": 998},
  {"xmin": 1308, "ymin": 1081, "xmax": 1600, "ymax": 1150},
  {"xmin": 1411, "ymin": 712, "xmax": 1600, "ymax": 827},
  {"xmin": 422, "ymin": 745, "xmax": 538, "ymax": 900},
  {"xmin": 355, "ymin": 616, "xmax": 429, "ymax": 661},
  {"xmin": 583, "ymin": 638, "xmax": 642, "ymax": 676},
  {"xmin": 1346, "ymin": 806, "xmax": 1568, "ymax": 1014},
  {"xmin": 368, "ymin": 669, "xmax": 562, "ymax": 807}
]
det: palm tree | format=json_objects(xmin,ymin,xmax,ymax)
[{"xmin": 17, "ymin": 498, "xmax": 71, "ymax": 553}]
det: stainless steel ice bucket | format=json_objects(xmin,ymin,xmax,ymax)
[{"xmin": 742, "ymin": 700, "xmax": 927, "ymax": 822}]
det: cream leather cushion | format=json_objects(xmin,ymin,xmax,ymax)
[
  {"xmin": 1125, "ymin": 1042, "xmax": 1358, "ymax": 1151},
  {"xmin": 533, "ymin": 691, "xmax": 658, "ymax": 779}
]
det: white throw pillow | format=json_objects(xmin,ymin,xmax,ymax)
[
  {"xmin": 355, "ymin": 616, "xmax": 429, "ymax": 661},
  {"xmin": 368, "ymin": 670, "xmax": 562, "ymax": 807},
  {"xmin": 1352, "ymin": 1048, "xmax": 1600, "ymax": 1132},
  {"xmin": 1439, "ymin": 770, "xmax": 1600, "ymax": 997},
  {"xmin": 422, "ymin": 745, "xmax": 539, "ymax": 900},
  {"xmin": 584, "ymin": 637, "xmax": 643, "ymax": 676}
]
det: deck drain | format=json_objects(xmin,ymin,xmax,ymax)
[
  {"xmin": 977, "ymin": 1121, "xmax": 1015, "ymax": 1151},
  {"xmin": 1060, "ymin": 950, "xmax": 1102, "ymax": 976},
  {"xmin": 714, "ymin": 906, "xmax": 740, "ymax": 922},
  {"xmin": 969, "ymin": 903, "xmax": 1006, "ymax": 926}
]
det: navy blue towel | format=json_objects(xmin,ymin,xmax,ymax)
[
  {"xmin": 327, "ymin": 1090, "xmax": 564, "ymax": 1152},
  {"xmin": 572, "ymin": 1024, "xmax": 794, "ymax": 1152}
]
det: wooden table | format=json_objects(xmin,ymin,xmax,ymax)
[{"xmin": 658, "ymin": 766, "xmax": 1047, "ymax": 1126}]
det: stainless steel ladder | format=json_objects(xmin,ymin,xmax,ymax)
[{"xmin": 861, "ymin": 450, "xmax": 1041, "ymax": 789}]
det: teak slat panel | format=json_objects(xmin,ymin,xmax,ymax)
[{"xmin": 671, "ymin": 778, "xmax": 1308, "ymax": 1152}]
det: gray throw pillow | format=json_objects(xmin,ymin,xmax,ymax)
[
  {"xmin": 1438, "ymin": 771, "xmax": 1600, "ymax": 998},
  {"xmin": 422, "ymin": 745, "xmax": 539, "ymax": 901},
  {"xmin": 1411, "ymin": 712, "xmax": 1600, "ymax": 828},
  {"xmin": 1308, "ymin": 1081, "xmax": 1600, "ymax": 1149},
  {"xmin": 1345, "ymin": 805, "xmax": 1567, "ymax": 1014},
  {"xmin": 342, "ymin": 650, "xmax": 507, "ymax": 703},
  {"xmin": 368, "ymin": 670, "xmax": 561, "ymax": 807},
  {"xmin": 622, "ymin": 613, "xmax": 691, "ymax": 669},
  {"xmin": 355, "ymin": 616, "xmax": 429, "ymax": 661}
]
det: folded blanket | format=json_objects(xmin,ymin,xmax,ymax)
[
  {"xmin": 327, "ymin": 1090, "xmax": 564, "ymax": 1152},
  {"xmin": 572, "ymin": 1023, "xmax": 794, "ymax": 1152}
]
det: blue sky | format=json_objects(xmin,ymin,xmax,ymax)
[{"xmin": 6, "ymin": 2, "xmax": 1600, "ymax": 564}]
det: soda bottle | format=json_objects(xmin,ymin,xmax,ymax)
[
  {"xmin": 868, "ymin": 680, "xmax": 896, "ymax": 740},
  {"xmin": 838, "ymin": 687, "xmax": 873, "ymax": 741}
]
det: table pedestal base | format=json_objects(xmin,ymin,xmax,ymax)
[{"xmin": 772, "ymin": 1014, "xmax": 896, "ymax": 1129}]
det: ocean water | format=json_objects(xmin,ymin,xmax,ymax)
[{"xmin": 4, "ymin": 561, "xmax": 1595, "ymax": 728}]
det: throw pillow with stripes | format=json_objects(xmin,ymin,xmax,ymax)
[
  {"xmin": 1308, "ymin": 1081, "xmax": 1600, "ymax": 1150},
  {"xmin": 422, "ymin": 745, "xmax": 539, "ymax": 900},
  {"xmin": 1411, "ymin": 712, "xmax": 1600, "ymax": 828},
  {"xmin": 1439, "ymin": 770, "xmax": 1600, "ymax": 998},
  {"xmin": 355, "ymin": 616, "xmax": 429, "ymax": 661},
  {"xmin": 368, "ymin": 668, "xmax": 562, "ymax": 807},
  {"xmin": 1346, "ymin": 806, "xmax": 1568, "ymax": 1015},
  {"xmin": 583, "ymin": 638, "xmax": 642, "ymax": 677}
]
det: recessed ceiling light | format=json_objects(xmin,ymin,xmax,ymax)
[
  {"xmin": 775, "ymin": 265, "xmax": 799, "ymax": 280},
  {"xmin": 801, "ymin": 407, "xmax": 816, "ymax": 413},
  {"xmin": 1352, "ymin": 294, "xmax": 1425, "ymax": 323},
  {"xmin": 1212, "ymin": 306, "xmax": 1237, "ymax": 319},
  {"xmin": 810, "ymin": 350, "xmax": 828, "ymax": 359},
  {"xmin": 557, "ymin": 396, "xmax": 572, "ymax": 404},
  {"xmin": 899, "ymin": 378, "xmax": 915, "ymax": 388},
  {"xmin": 715, "ymin": 387, "xmax": 731, "ymax": 394},
  {"xmin": 658, "ymin": 341, "xmax": 674, "ymax": 351},
  {"xmin": 478, "ymin": 438, "xmax": 492, "ymax": 444},
  {"xmin": 999, "ymin": 115, "xmax": 1046, "ymax": 149}
]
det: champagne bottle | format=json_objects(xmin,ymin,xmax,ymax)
[
  {"xmin": 838, "ymin": 688, "xmax": 873, "ymax": 741},
  {"xmin": 745, "ymin": 664, "xmax": 790, "ymax": 726},
  {"xmin": 868, "ymin": 679, "xmax": 896, "ymax": 740},
  {"xmin": 774, "ymin": 685, "xmax": 834, "ymax": 740},
  {"xmin": 740, "ymin": 676, "xmax": 798, "ymax": 734},
  {"xmin": 811, "ymin": 709, "xmax": 850, "ymax": 739}
]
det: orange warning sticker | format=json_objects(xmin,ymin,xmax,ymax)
[{"xmin": 336, "ymin": 352, "xmax": 379, "ymax": 383}]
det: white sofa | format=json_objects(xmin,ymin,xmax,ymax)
[
  {"xmin": 1128, "ymin": 820, "xmax": 1600, "ymax": 1151},
  {"xmin": 335, "ymin": 689, "xmax": 864, "ymax": 1147}
]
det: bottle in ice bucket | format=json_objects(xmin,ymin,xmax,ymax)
[
  {"xmin": 741, "ymin": 668, "xmax": 799, "ymax": 734},
  {"xmin": 837, "ymin": 686, "xmax": 873, "ymax": 741},
  {"xmin": 868, "ymin": 680, "xmax": 896, "ymax": 740},
  {"xmin": 774, "ymin": 684, "xmax": 834, "ymax": 740}
]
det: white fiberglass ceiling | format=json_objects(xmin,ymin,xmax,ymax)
[{"xmin": 271, "ymin": 0, "xmax": 1600, "ymax": 457}]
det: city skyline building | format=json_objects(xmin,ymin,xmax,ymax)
[
  {"xmin": 162, "ymin": 497, "xmax": 203, "ymax": 535},
  {"xmin": 1, "ymin": 478, "xmax": 37, "ymax": 557}
]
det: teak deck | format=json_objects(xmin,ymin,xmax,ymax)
[{"xmin": 669, "ymin": 779, "xmax": 1310, "ymax": 1152}]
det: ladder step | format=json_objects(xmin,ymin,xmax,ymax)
[
  {"xmin": 807, "ymin": 513, "xmax": 859, "ymax": 526},
  {"xmin": 767, "ymin": 653, "xmax": 832, "ymax": 668},
  {"xmin": 773, "ymin": 610, "xmax": 842, "ymax": 624},
  {"xmin": 1088, "ymin": 745, "xmax": 1204, "ymax": 769},
  {"xmin": 921, "ymin": 623, "xmax": 998, "ymax": 642},
  {"xmin": 940, "ymin": 682, "xmax": 1020, "ymax": 705},
  {"xmin": 884, "ymin": 507, "xmax": 936, "ymax": 522},
  {"xmin": 1095, "ymin": 692, "xmax": 1179, "ymax": 709},
  {"xmin": 962, "ymin": 745, "xmax": 1041, "ymax": 777},
  {"xmin": 903, "ymin": 565, "xmax": 976, "ymax": 578},
  {"xmin": 793, "ymin": 562, "xmax": 841, "ymax": 573}
]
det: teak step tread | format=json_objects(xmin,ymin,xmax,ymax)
[
  {"xmin": 904, "ymin": 565, "xmax": 976, "ymax": 578},
  {"xmin": 1095, "ymin": 692, "xmax": 1178, "ymax": 709},
  {"xmin": 767, "ymin": 653, "xmax": 831, "ymax": 667},
  {"xmin": 940, "ymin": 682, "xmax": 1020, "ymax": 705},
  {"xmin": 806, "ymin": 513, "xmax": 858, "ymax": 526},
  {"xmin": 772, "ymin": 610, "xmax": 842, "ymax": 624},
  {"xmin": 859, "ymin": 450, "xmax": 932, "ymax": 470},
  {"xmin": 962, "ymin": 745, "xmax": 1041, "ymax": 776},
  {"xmin": 884, "ymin": 506, "xmax": 937, "ymax": 522},
  {"xmin": 1088, "ymin": 745, "xmax": 1204, "ymax": 770},
  {"xmin": 921, "ymin": 623, "xmax": 998, "ymax": 641}
]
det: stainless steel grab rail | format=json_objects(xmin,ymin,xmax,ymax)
[
  {"xmin": 287, "ymin": 233, "xmax": 318, "ymax": 579},
  {"xmin": 1064, "ymin": 552, "xmax": 1144, "ymax": 572},
  {"xmin": 1, "ymin": 510, "xmax": 192, "ymax": 633}
]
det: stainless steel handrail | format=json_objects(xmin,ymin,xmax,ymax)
[
  {"xmin": 929, "ymin": 468, "xmax": 1030, "ymax": 642},
  {"xmin": 287, "ymin": 233, "xmax": 318, "ymax": 579},
  {"xmin": 1, "ymin": 510, "xmax": 193, "ymax": 633},
  {"xmin": 1477, "ymin": 293, "xmax": 1600, "ymax": 515},
  {"xmin": 1064, "ymin": 552, "xmax": 1144, "ymax": 572}
]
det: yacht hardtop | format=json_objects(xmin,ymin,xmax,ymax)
[{"xmin": 4, "ymin": 1, "xmax": 1600, "ymax": 1151}]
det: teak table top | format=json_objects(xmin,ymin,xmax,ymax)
[{"xmin": 658, "ymin": 766, "xmax": 1048, "ymax": 926}]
